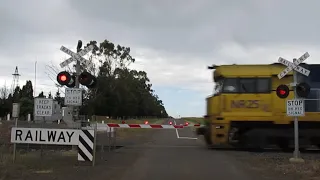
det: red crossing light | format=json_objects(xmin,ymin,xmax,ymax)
[
  {"xmin": 59, "ymin": 74, "xmax": 67, "ymax": 82},
  {"xmin": 279, "ymin": 89, "xmax": 286, "ymax": 95},
  {"xmin": 276, "ymin": 84, "xmax": 289, "ymax": 99},
  {"xmin": 57, "ymin": 71, "xmax": 75, "ymax": 87}
]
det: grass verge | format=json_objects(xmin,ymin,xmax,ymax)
[
  {"xmin": 0, "ymin": 148, "xmax": 77, "ymax": 180},
  {"xmin": 181, "ymin": 117, "xmax": 204, "ymax": 125}
]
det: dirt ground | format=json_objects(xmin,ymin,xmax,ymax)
[
  {"xmin": 0, "ymin": 129, "xmax": 157, "ymax": 180},
  {"xmin": 2, "ymin": 120, "xmax": 320, "ymax": 180},
  {"xmin": 0, "ymin": 119, "xmax": 164, "ymax": 180}
]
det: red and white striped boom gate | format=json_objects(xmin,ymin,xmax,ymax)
[{"xmin": 105, "ymin": 123, "xmax": 201, "ymax": 129}]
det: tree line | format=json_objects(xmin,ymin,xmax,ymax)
[{"xmin": 0, "ymin": 39, "xmax": 168, "ymax": 120}]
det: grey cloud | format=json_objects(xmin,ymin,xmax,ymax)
[
  {"xmin": 2, "ymin": 0, "xmax": 320, "ymax": 59},
  {"xmin": 66, "ymin": 0, "xmax": 320, "ymax": 56},
  {"xmin": 0, "ymin": 0, "xmax": 86, "ymax": 56},
  {"xmin": 2, "ymin": 0, "xmax": 320, "ymax": 94}
]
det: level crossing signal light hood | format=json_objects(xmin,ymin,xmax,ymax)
[
  {"xmin": 79, "ymin": 71, "xmax": 97, "ymax": 88},
  {"xmin": 296, "ymin": 82, "xmax": 310, "ymax": 98},
  {"xmin": 57, "ymin": 71, "xmax": 75, "ymax": 88},
  {"xmin": 56, "ymin": 71, "xmax": 97, "ymax": 88},
  {"xmin": 276, "ymin": 83, "xmax": 310, "ymax": 99}
]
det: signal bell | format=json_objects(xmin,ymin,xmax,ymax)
[
  {"xmin": 79, "ymin": 72, "xmax": 97, "ymax": 88},
  {"xmin": 57, "ymin": 71, "xmax": 75, "ymax": 87},
  {"xmin": 296, "ymin": 82, "xmax": 310, "ymax": 98},
  {"xmin": 276, "ymin": 84, "xmax": 289, "ymax": 98}
]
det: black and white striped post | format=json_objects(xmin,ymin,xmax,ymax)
[{"xmin": 78, "ymin": 123, "xmax": 97, "ymax": 166}]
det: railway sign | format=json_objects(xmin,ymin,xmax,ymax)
[
  {"xmin": 59, "ymin": 45, "xmax": 94, "ymax": 69},
  {"xmin": 277, "ymin": 52, "xmax": 310, "ymax": 79},
  {"xmin": 64, "ymin": 88, "xmax": 82, "ymax": 106},
  {"xmin": 286, "ymin": 99, "xmax": 305, "ymax": 116},
  {"xmin": 11, "ymin": 127, "xmax": 79, "ymax": 145},
  {"xmin": 10, "ymin": 127, "xmax": 96, "ymax": 163},
  {"xmin": 34, "ymin": 98, "xmax": 53, "ymax": 117}
]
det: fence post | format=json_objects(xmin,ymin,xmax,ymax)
[
  {"xmin": 108, "ymin": 127, "xmax": 111, "ymax": 152},
  {"xmin": 113, "ymin": 128, "xmax": 117, "ymax": 149},
  {"xmin": 92, "ymin": 122, "xmax": 97, "ymax": 166},
  {"xmin": 12, "ymin": 118, "xmax": 18, "ymax": 163},
  {"xmin": 40, "ymin": 117, "xmax": 45, "ymax": 158}
]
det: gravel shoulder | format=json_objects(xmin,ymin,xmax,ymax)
[
  {"xmin": 224, "ymin": 150, "xmax": 320, "ymax": 180},
  {"xmin": 3, "ymin": 120, "xmax": 320, "ymax": 180}
]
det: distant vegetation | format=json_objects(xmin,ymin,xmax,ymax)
[{"xmin": 181, "ymin": 117, "xmax": 204, "ymax": 124}]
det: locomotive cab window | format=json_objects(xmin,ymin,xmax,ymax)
[
  {"xmin": 256, "ymin": 78, "xmax": 271, "ymax": 93},
  {"xmin": 222, "ymin": 78, "xmax": 271, "ymax": 93},
  {"xmin": 239, "ymin": 78, "xmax": 255, "ymax": 93},
  {"xmin": 223, "ymin": 78, "xmax": 238, "ymax": 93}
]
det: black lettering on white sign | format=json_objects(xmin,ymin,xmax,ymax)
[
  {"xmin": 11, "ymin": 128, "xmax": 79, "ymax": 145},
  {"xmin": 34, "ymin": 98, "xmax": 53, "ymax": 116},
  {"xmin": 286, "ymin": 100, "xmax": 305, "ymax": 116}
]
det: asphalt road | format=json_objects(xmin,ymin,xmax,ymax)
[{"xmin": 113, "ymin": 118, "xmax": 264, "ymax": 180}]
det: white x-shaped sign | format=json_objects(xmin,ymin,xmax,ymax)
[
  {"xmin": 277, "ymin": 52, "xmax": 310, "ymax": 79},
  {"xmin": 59, "ymin": 45, "xmax": 94, "ymax": 69}
]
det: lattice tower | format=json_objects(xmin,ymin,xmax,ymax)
[{"xmin": 11, "ymin": 66, "xmax": 21, "ymax": 94}]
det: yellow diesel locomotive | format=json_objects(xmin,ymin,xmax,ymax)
[{"xmin": 197, "ymin": 63, "xmax": 320, "ymax": 150}]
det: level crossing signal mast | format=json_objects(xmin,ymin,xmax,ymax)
[{"xmin": 276, "ymin": 52, "xmax": 312, "ymax": 161}]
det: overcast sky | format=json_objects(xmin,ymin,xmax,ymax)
[{"xmin": 1, "ymin": 0, "xmax": 320, "ymax": 117}]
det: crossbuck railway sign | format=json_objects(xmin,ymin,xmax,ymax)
[
  {"xmin": 59, "ymin": 45, "xmax": 94, "ymax": 69},
  {"xmin": 277, "ymin": 52, "xmax": 310, "ymax": 79}
]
